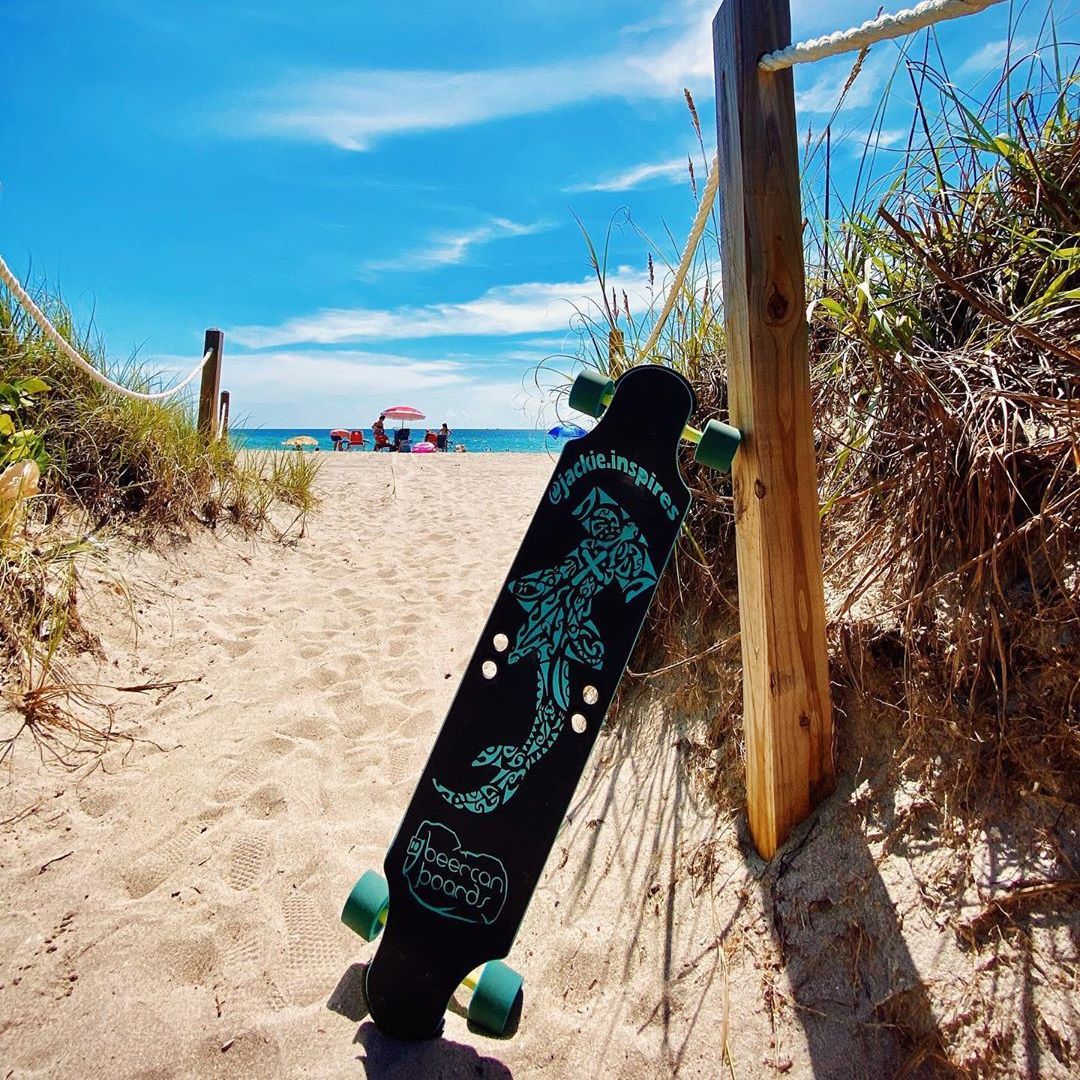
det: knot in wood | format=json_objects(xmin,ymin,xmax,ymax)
[{"xmin": 765, "ymin": 284, "xmax": 790, "ymax": 323}]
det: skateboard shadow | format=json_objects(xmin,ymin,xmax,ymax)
[
  {"xmin": 328, "ymin": 963, "xmax": 516, "ymax": 1078},
  {"xmin": 352, "ymin": 1025, "xmax": 514, "ymax": 1080}
]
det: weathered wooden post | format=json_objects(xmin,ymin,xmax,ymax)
[
  {"xmin": 713, "ymin": 0, "xmax": 834, "ymax": 859},
  {"xmin": 197, "ymin": 328, "xmax": 224, "ymax": 440},
  {"xmin": 218, "ymin": 390, "xmax": 231, "ymax": 436}
]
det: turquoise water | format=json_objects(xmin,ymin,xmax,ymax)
[{"xmin": 230, "ymin": 427, "xmax": 556, "ymax": 454}]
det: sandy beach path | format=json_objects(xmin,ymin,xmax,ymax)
[{"xmin": 0, "ymin": 453, "xmax": 757, "ymax": 1078}]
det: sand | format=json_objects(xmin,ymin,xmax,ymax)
[{"xmin": 1, "ymin": 453, "xmax": 1076, "ymax": 1078}]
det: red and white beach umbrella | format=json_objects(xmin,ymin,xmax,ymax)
[{"xmin": 382, "ymin": 405, "xmax": 425, "ymax": 429}]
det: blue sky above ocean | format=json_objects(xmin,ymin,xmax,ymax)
[{"xmin": 0, "ymin": 0, "xmax": 1063, "ymax": 427}]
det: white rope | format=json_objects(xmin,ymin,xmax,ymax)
[
  {"xmin": 637, "ymin": 155, "xmax": 720, "ymax": 362},
  {"xmin": 759, "ymin": 0, "xmax": 1005, "ymax": 72},
  {"xmin": 0, "ymin": 253, "xmax": 213, "ymax": 402}
]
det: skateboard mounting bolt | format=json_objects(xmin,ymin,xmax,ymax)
[
  {"xmin": 571, "ymin": 713, "xmax": 587, "ymax": 734},
  {"xmin": 482, "ymin": 660, "xmax": 497, "ymax": 679},
  {"xmin": 582, "ymin": 686, "xmax": 599, "ymax": 705},
  {"xmin": 493, "ymin": 633, "xmax": 509, "ymax": 652}
]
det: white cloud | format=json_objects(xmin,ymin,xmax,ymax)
[
  {"xmin": 364, "ymin": 217, "xmax": 549, "ymax": 273},
  {"xmin": 567, "ymin": 156, "xmax": 693, "ymax": 193},
  {"xmin": 840, "ymin": 125, "xmax": 909, "ymax": 155},
  {"xmin": 146, "ymin": 348, "xmax": 544, "ymax": 427},
  {"xmin": 234, "ymin": 2, "xmax": 716, "ymax": 150},
  {"xmin": 223, "ymin": 1, "xmax": 904, "ymax": 150},
  {"xmin": 958, "ymin": 37, "xmax": 1030, "ymax": 76},
  {"xmin": 795, "ymin": 52, "xmax": 893, "ymax": 114},
  {"xmin": 230, "ymin": 270, "xmax": 652, "ymax": 348}
]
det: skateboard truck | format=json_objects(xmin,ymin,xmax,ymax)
[{"xmin": 568, "ymin": 369, "xmax": 741, "ymax": 471}]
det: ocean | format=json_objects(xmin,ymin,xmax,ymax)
[{"xmin": 229, "ymin": 427, "xmax": 556, "ymax": 454}]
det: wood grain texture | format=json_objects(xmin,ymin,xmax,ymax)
[
  {"xmin": 713, "ymin": 0, "xmax": 834, "ymax": 859},
  {"xmin": 197, "ymin": 328, "xmax": 224, "ymax": 440}
]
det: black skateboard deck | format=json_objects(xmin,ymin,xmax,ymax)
[{"xmin": 361, "ymin": 365, "xmax": 697, "ymax": 1038}]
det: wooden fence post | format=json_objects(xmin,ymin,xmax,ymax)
[
  {"xmin": 218, "ymin": 390, "xmax": 231, "ymax": 436},
  {"xmin": 713, "ymin": 0, "xmax": 834, "ymax": 859},
  {"xmin": 197, "ymin": 328, "xmax": 224, "ymax": 440}
]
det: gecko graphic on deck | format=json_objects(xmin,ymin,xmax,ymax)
[
  {"xmin": 338, "ymin": 365, "xmax": 741, "ymax": 1041},
  {"xmin": 433, "ymin": 487, "xmax": 657, "ymax": 814}
]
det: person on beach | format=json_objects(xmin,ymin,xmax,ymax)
[
  {"xmin": 436, "ymin": 423, "xmax": 451, "ymax": 451},
  {"xmin": 372, "ymin": 414, "xmax": 389, "ymax": 452}
]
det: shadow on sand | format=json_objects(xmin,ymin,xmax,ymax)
[{"xmin": 328, "ymin": 963, "xmax": 515, "ymax": 1078}]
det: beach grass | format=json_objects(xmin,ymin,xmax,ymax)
[
  {"xmin": 565, "ymin": 22, "xmax": 1079, "ymax": 808},
  {"xmin": 0, "ymin": 281, "xmax": 320, "ymax": 761}
]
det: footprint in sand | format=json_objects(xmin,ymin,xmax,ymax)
[
  {"xmin": 224, "ymin": 638, "xmax": 256, "ymax": 660},
  {"xmin": 77, "ymin": 783, "xmax": 119, "ymax": 819},
  {"xmin": 225, "ymin": 830, "xmax": 272, "ymax": 890},
  {"xmin": 243, "ymin": 782, "xmax": 288, "ymax": 819},
  {"xmin": 285, "ymin": 756, "xmax": 326, "ymax": 817},
  {"xmin": 218, "ymin": 932, "xmax": 288, "ymax": 1019},
  {"xmin": 212, "ymin": 737, "xmax": 296, "ymax": 802},
  {"xmin": 382, "ymin": 664, "xmax": 422, "ymax": 691},
  {"xmin": 212, "ymin": 760, "xmax": 265, "ymax": 803},
  {"xmin": 122, "ymin": 820, "xmax": 206, "ymax": 899},
  {"xmin": 278, "ymin": 713, "xmax": 333, "ymax": 742},
  {"xmin": 385, "ymin": 741, "xmax": 423, "ymax": 786},
  {"xmin": 281, "ymin": 894, "xmax": 340, "ymax": 1006}
]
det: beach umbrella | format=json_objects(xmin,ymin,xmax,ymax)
[
  {"xmin": 283, "ymin": 435, "xmax": 319, "ymax": 450},
  {"xmin": 329, "ymin": 428, "xmax": 349, "ymax": 440},
  {"xmin": 382, "ymin": 405, "xmax": 425, "ymax": 429},
  {"xmin": 547, "ymin": 423, "xmax": 587, "ymax": 439}
]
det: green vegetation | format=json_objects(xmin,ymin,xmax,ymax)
[{"xmin": 0, "ymin": 282, "xmax": 320, "ymax": 763}]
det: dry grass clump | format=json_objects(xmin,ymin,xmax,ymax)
[
  {"xmin": 562, "ymin": 39, "xmax": 1079, "ymax": 811},
  {"xmin": 0, "ymin": 280, "xmax": 320, "ymax": 766},
  {"xmin": 812, "ymin": 52, "xmax": 1079, "ymax": 803}
]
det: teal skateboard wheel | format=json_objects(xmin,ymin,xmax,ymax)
[
  {"xmin": 467, "ymin": 959, "xmax": 524, "ymax": 1035},
  {"xmin": 569, "ymin": 370, "xmax": 614, "ymax": 419},
  {"xmin": 341, "ymin": 870, "xmax": 389, "ymax": 941},
  {"xmin": 693, "ymin": 419, "xmax": 741, "ymax": 471}
]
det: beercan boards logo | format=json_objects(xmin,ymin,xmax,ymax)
[{"xmin": 402, "ymin": 821, "xmax": 508, "ymax": 924}]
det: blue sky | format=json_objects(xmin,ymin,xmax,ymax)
[{"xmin": 0, "ymin": 0, "xmax": 1070, "ymax": 427}]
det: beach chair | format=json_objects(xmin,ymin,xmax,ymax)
[
  {"xmin": 348, "ymin": 429, "xmax": 366, "ymax": 449},
  {"xmin": 373, "ymin": 431, "xmax": 391, "ymax": 452},
  {"xmin": 392, "ymin": 428, "xmax": 411, "ymax": 452}
]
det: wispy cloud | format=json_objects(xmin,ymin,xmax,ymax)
[
  {"xmin": 145, "ymin": 348, "xmax": 538, "ymax": 427},
  {"xmin": 795, "ymin": 52, "xmax": 893, "ymax": 114},
  {"xmin": 958, "ymin": 37, "xmax": 1030, "ymax": 76},
  {"xmin": 230, "ymin": 271, "xmax": 652, "ymax": 348},
  {"xmin": 364, "ymin": 217, "xmax": 549, "ymax": 273},
  {"xmin": 148, "ymin": 348, "xmax": 469, "ymax": 392},
  {"xmin": 226, "ymin": 0, "xmax": 896, "ymax": 150},
  {"xmin": 566, "ymin": 156, "xmax": 692, "ymax": 193},
  {"xmin": 233, "ymin": 2, "xmax": 715, "ymax": 150},
  {"xmin": 840, "ymin": 125, "xmax": 909, "ymax": 155}
]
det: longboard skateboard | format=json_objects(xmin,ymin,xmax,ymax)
[{"xmin": 340, "ymin": 365, "xmax": 740, "ymax": 1039}]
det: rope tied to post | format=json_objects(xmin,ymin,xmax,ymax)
[
  {"xmin": 0, "ymin": 253, "xmax": 214, "ymax": 402},
  {"xmin": 759, "ymin": 0, "xmax": 1005, "ymax": 72}
]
